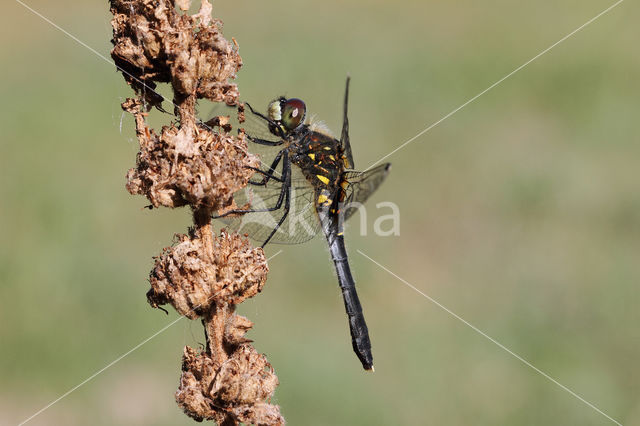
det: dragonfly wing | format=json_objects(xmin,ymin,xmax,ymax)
[
  {"xmin": 342, "ymin": 163, "xmax": 391, "ymax": 221},
  {"xmin": 218, "ymin": 166, "xmax": 321, "ymax": 245},
  {"xmin": 339, "ymin": 77, "xmax": 355, "ymax": 169}
]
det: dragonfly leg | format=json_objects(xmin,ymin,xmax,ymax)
[
  {"xmin": 249, "ymin": 150, "xmax": 284, "ymax": 186},
  {"xmin": 246, "ymin": 134, "xmax": 284, "ymax": 147},
  {"xmin": 212, "ymin": 152, "xmax": 290, "ymax": 219},
  {"xmin": 246, "ymin": 102, "xmax": 286, "ymax": 139},
  {"xmin": 245, "ymin": 102, "xmax": 272, "ymax": 123},
  {"xmin": 260, "ymin": 156, "xmax": 292, "ymax": 247}
]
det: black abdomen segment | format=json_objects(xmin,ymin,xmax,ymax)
[{"xmin": 325, "ymin": 228, "xmax": 374, "ymax": 371}]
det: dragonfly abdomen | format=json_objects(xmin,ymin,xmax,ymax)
[{"xmin": 324, "ymin": 221, "xmax": 374, "ymax": 371}]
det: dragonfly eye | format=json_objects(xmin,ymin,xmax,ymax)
[{"xmin": 281, "ymin": 98, "xmax": 306, "ymax": 130}]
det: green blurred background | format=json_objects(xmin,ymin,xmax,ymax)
[{"xmin": 1, "ymin": 0, "xmax": 638, "ymax": 424}]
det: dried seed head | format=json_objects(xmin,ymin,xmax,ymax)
[
  {"xmin": 231, "ymin": 403, "xmax": 286, "ymax": 426},
  {"xmin": 147, "ymin": 230, "xmax": 268, "ymax": 318},
  {"xmin": 123, "ymin": 99, "xmax": 259, "ymax": 209},
  {"xmin": 112, "ymin": 2, "xmax": 283, "ymax": 423},
  {"xmin": 111, "ymin": 0, "xmax": 242, "ymax": 106},
  {"xmin": 176, "ymin": 346, "xmax": 219, "ymax": 421},
  {"xmin": 211, "ymin": 345, "xmax": 280, "ymax": 405},
  {"xmin": 176, "ymin": 346, "xmax": 284, "ymax": 424}
]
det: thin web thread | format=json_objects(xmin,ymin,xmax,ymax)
[
  {"xmin": 364, "ymin": 0, "xmax": 625, "ymax": 171},
  {"xmin": 18, "ymin": 250, "xmax": 282, "ymax": 425},
  {"xmin": 14, "ymin": 0, "xmax": 626, "ymax": 424},
  {"xmin": 13, "ymin": 0, "xmax": 273, "ymax": 171},
  {"xmin": 357, "ymin": 250, "xmax": 623, "ymax": 426}
]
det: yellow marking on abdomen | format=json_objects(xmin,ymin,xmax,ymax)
[
  {"xmin": 317, "ymin": 194, "xmax": 329, "ymax": 204},
  {"xmin": 316, "ymin": 175, "xmax": 329, "ymax": 184},
  {"xmin": 308, "ymin": 153, "xmax": 315, "ymax": 160}
]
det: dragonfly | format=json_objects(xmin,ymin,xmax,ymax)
[{"xmin": 212, "ymin": 78, "xmax": 391, "ymax": 371}]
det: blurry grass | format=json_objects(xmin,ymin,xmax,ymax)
[{"xmin": 1, "ymin": 0, "xmax": 639, "ymax": 425}]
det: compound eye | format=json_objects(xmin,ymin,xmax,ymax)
[{"xmin": 281, "ymin": 98, "xmax": 306, "ymax": 130}]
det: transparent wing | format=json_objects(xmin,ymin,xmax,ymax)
[
  {"xmin": 342, "ymin": 163, "xmax": 391, "ymax": 220},
  {"xmin": 218, "ymin": 166, "xmax": 322, "ymax": 245}
]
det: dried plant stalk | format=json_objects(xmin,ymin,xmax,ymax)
[{"xmin": 110, "ymin": 1, "xmax": 284, "ymax": 424}]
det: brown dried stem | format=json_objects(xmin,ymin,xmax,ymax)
[{"xmin": 110, "ymin": 1, "xmax": 284, "ymax": 424}]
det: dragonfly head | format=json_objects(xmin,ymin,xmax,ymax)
[{"xmin": 268, "ymin": 97, "xmax": 306, "ymax": 135}]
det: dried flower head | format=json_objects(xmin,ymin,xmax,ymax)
[
  {"xmin": 110, "ymin": 0, "xmax": 284, "ymax": 424},
  {"xmin": 122, "ymin": 99, "xmax": 259, "ymax": 210},
  {"xmin": 177, "ymin": 346, "xmax": 284, "ymax": 425},
  {"xmin": 111, "ymin": 0, "xmax": 242, "ymax": 107},
  {"xmin": 147, "ymin": 230, "xmax": 268, "ymax": 318}
]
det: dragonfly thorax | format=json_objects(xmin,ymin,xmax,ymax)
[{"xmin": 288, "ymin": 130, "xmax": 344, "ymax": 209}]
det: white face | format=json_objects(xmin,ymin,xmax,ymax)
[{"xmin": 268, "ymin": 101, "xmax": 282, "ymax": 121}]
